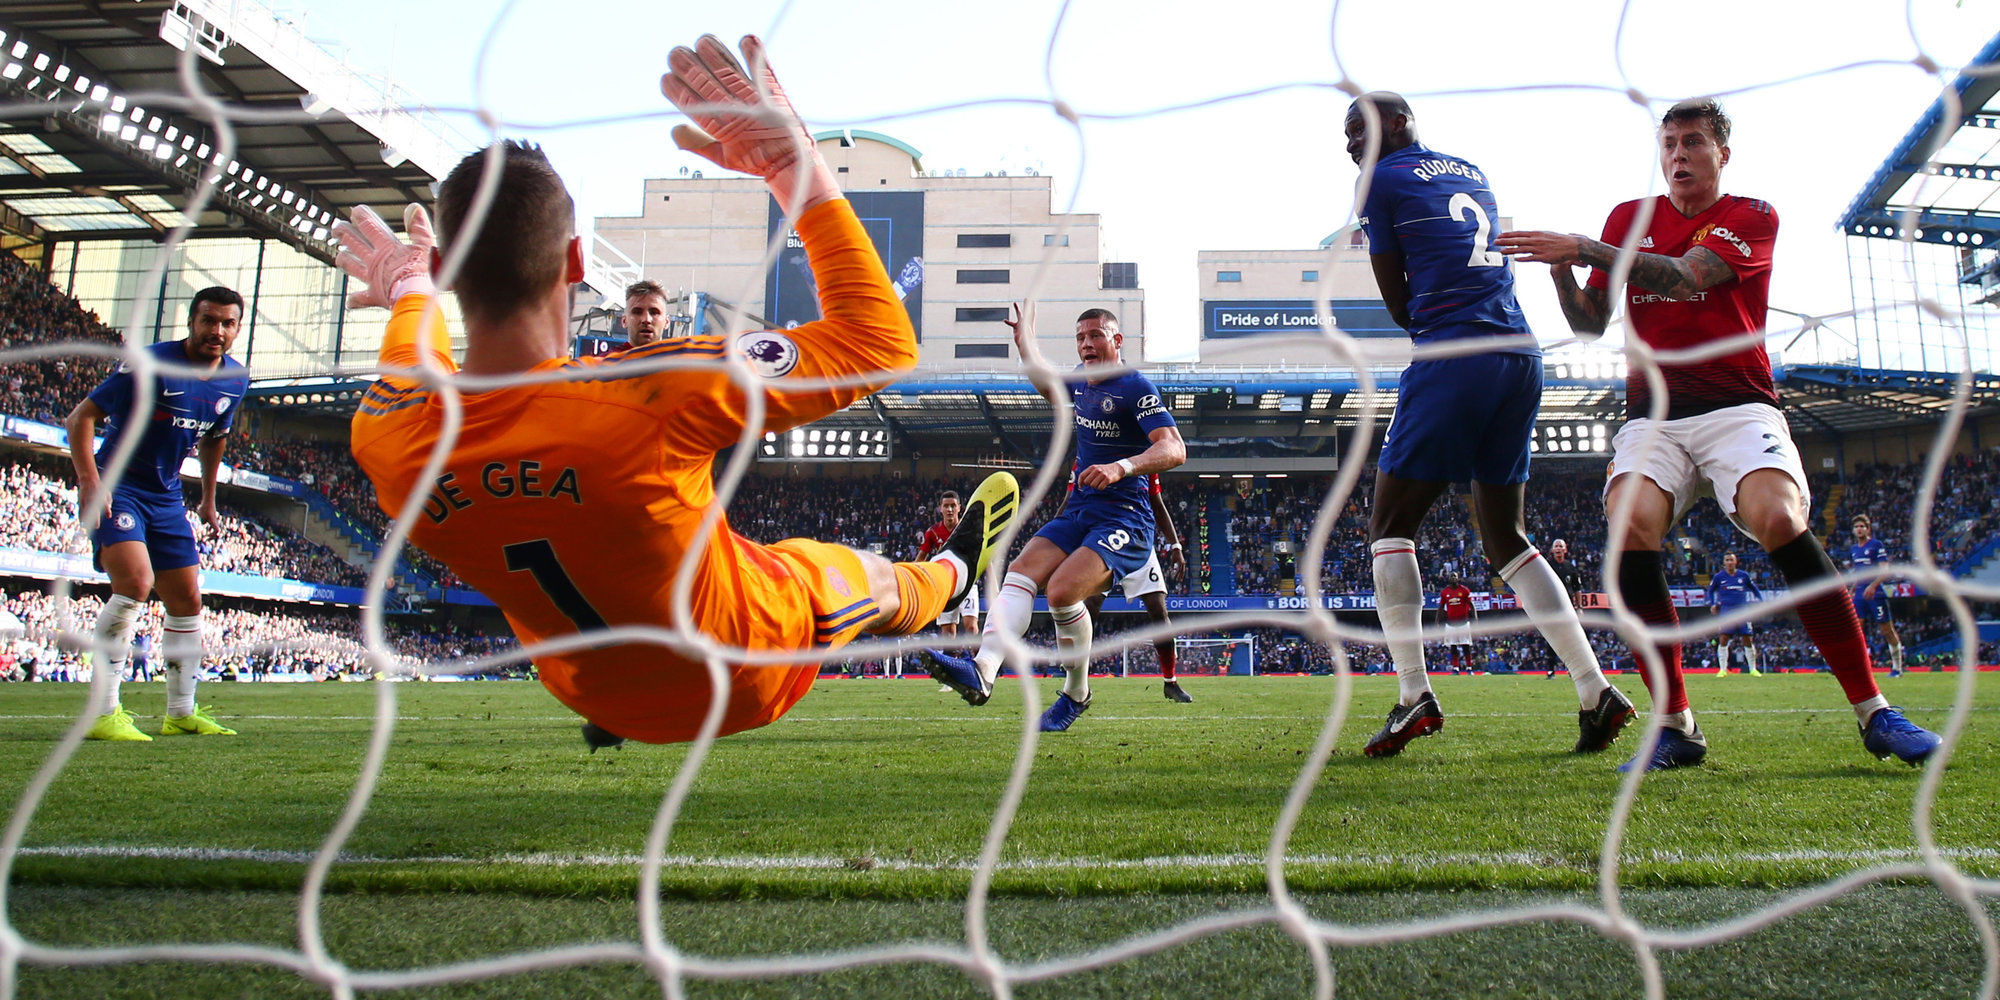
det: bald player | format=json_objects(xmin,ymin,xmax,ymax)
[{"xmin": 1343, "ymin": 90, "xmax": 1634, "ymax": 759}]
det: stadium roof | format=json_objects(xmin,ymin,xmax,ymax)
[
  {"xmin": 0, "ymin": 0, "xmax": 468, "ymax": 264},
  {"xmin": 1841, "ymin": 29, "xmax": 2000, "ymax": 247}
]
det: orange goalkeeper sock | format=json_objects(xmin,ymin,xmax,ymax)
[{"xmin": 878, "ymin": 560, "xmax": 957, "ymax": 636}]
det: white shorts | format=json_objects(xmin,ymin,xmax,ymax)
[
  {"xmin": 1115, "ymin": 551, "xmax": 1167, "ymax": 600},
  {"xmin": 1441, "ymin": 619, "xmax": 1473, "ymax": 647},
  {"xmin": 1605, "ymin": 402, "xmax": 1810, "ymax": 538},
  {"xmin": 935, "ymin": 587, "xmax": 979, "ymax": 626}
]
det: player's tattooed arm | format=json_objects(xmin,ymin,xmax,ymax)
[
  {"xmin": 1500, "ymin": 229, "xmax": 1732, "ymax": 302},
  {"xmin": 1550, "ymin": 266, "xmax": 1610, "ymax": 338},
  {"xmin": 1366, "ymin": 250, "xmax": 1413, "ymax": 330},
  {"xmin": 1574, "ymin": 241, "xmax": 1732, "ymax": 301}
]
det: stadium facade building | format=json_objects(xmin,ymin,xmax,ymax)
[
  {"xmin": 593, "ymin": 131, "xmax": 1148, "ymax": 367},
  {"xmin": 1191, "ymin": 219, "xmax": 1508, "ymax": 367}
]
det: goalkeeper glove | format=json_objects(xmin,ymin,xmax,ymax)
[
  {"xmin": 333, "ymin": 203, "xmax": 437, "ymax": 309},
  {"xmin": 661, "ymin": 34, "xmax": 840, "ymax": 214}
]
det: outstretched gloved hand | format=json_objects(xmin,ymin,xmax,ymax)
[
  {"xmin": 333, "ymin": 203, "xmax": 437, "ymax": 309},
  {"xmin": 661, "ymin": 34, "xmax": 840, "ymax": 214}
]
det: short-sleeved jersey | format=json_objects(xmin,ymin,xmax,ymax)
[
  {"xmin": 1439, "ymin": 584, "xmax": 1474, "ymax": 622},
  {"xmin": 349, "ymin": 199, "xmax": 915, "ymax": 745},
  {"xmin": 1588, "ymin": 195, "xmax": 1779, "ymax": 419},
  {"xmin": 917, "ymin": 520, "xmax": 952, "ymax": 560},
  {"xmin": 1706, "ymin": 568, "xmax": 1762, "ymax": 610},
  {"xmin": 1066, "ymin": 370, "xmax": 1175, "ymax": 511},
  {"xmin": 1358, "ymin": 143, "xmax": 1537, "ymax": 352},
  {"xmin": 86, "ymin": 339, "xmax": 247, "ymax": 497},
  {"xmin": 1847, "ymin": 537, "xmax": 1891, "ymax": 593}
]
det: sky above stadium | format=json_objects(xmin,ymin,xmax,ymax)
[{"xmin": 290, "ymin": 0, "xmax": 1998, "ymax": 363}]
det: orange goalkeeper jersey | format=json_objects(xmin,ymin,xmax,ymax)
[{"xmin": 349, "ymin": 199, "xmax": 914, "ymax": 743}]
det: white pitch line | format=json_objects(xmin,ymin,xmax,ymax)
[
  {"xmin": 0, "ymin": 706, "xmax": 1989, "ymax": 725},
  {"xmin": 15, "ymin": 844, "xmax": 2000, "ymax": 873}
]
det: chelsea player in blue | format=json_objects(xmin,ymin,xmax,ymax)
[
  {"xmin": 1846, "ymin": 514, "xmax": 1904, "ymax": 676},
  {"xmin": 67, "ymin": 286, "xmax": 248, "ymax": 741},
  {"xmin": 922, "ymin": 303, "xmax": 1186, "ymax": 732},
  {"xmin": 1345, "ymin": 92, "xmax": 1633, "ymax": 759},
  {"xmin": 1705, "ymin": 551, "xmax": 1764, "ymax": 676}
]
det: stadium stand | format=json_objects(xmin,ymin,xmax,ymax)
[
  {"xmin": 0, "ymin": 251, "xmax": 119, "ymax": 426},
  {"xmin": 1, "ymin": 457, "xmax": 367, "ymax": 587},
  {"xmin": 0, "ymin": 585, "xmax": 521, "ymax": 682}
]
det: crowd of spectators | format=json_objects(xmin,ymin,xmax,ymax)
[
  {"xmin": 1, "ymin": 585, "xmax": 522, "ymax": 682},
  {"xmin": 0, "ymin": 251, "xmax": 121, "ymax": 426},
  {"xmin": 0, "ymin": 458, "xmax": 366, "ymax": 587}
]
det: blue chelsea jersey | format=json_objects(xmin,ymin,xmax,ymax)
[
  {"xmin": 1847, "ymin": 538, "xmax": 1888, "ymax": 571},
  {"xmin": 1358, "ymin": 142, "xmax": 1536, "ymax": 352},
  {"xmin": 1067, "ymin": 369, "xmax": 1175, "ymax": 509},
  {"xmin": 1706, "ymin": 568, "xmax": 1761, "ymax": 609},
  {"xmin": 87, "ymin": 339, "xmax": 248, "ymax": 497}
]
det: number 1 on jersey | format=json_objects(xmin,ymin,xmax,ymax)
[
  {"xmin": 503, "ymin": 539, "xmax": 608, "ymax": 631},
  {"xmin": 1449, "ymin": 192, "xmax": 1506, "ymax": 269}
]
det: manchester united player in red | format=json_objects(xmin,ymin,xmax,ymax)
[
  {"xmin": 918, "ymin": 490, "xmax": 978, "ymax": 638},
  {"xmin": 1499, "ymin": 98, "xmax": 1940, "ymax": 770},
  {"xmin": 1436, "ymin": 577, "xmax": 1475, "ymax": 673}
]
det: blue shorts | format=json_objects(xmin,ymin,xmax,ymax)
[
  {"xmin": 92, "ymin": 490, "xmax": 198, "ymax": 572},
  {"xmin": 1853, "ymin": 592, "xmax": 1892, "ymax": 624},
  {"xmin": 1717, "ymin": 618, "xmax": 1754, "ymax": 638},
  {"xmin": 1033, "ymin": 500, "xmax": 1155, "ymax": 584},
  {"xmin": 1380, "ymin": 352, "xmax": 1542, "ymax": 485}
]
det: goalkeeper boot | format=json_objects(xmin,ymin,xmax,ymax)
[
  {"xmin": 1038, "ymin": 691, "xmax": 1091, "ymax": 732},
  {"xmin": 938, "ymin": 472, "xmax": 1021, "ymax": 607},
  {"xmin": 1362, "ymin": 690, "xmax": 1443, "ymax": 758},
  {"xmin": 581, "ymin": 721, "xmax": 626, "ymax": 753},
  {"xmin": 921, "ymin": 648, "xmax": 990, "ymax": 707},
  {"xmin": 1616, "ymin": 724, "xmax": 1708, "ymax": 773},
  {"xmin": 162, "ymin": 706, "xmax": 236, "ymax": 736},
  {"xmin": 1861, "ymin": 707, "xmax": 1940, "ymax": 766},
  {"xmin": 1162, "ymin": 680, "xmax": 1194, "ymax": 703},
  {"xmin": 1574, "ymin": 685, "xmax": 1637, "ymax": 753},
  {"xmin": 85, "ymin": 706, "xmax": 152, "ymax": 742}
]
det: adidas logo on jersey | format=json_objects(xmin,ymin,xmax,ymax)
[{"xmin": 1638, "ymin": 236, "xmax": 1654, "ymax": 248}]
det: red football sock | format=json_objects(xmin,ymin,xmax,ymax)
[
  {"xmin": 1770, "ymin": 531, "xmax": 1881, "ymax": 706},
  {"xmin": 1618, "ymin": 551, "xmax": 1688, "ymax": 714},
  {"xmin": 1157, "ymin": 639, "xmax": 1177, "ymax": 680}
]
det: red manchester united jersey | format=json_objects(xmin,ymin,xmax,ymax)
[
  {"xmin": 1440, "ymin": 584, "xmax": 1474, "ymax": 622},
  {"xmin": 1587, "ymin": 194, "xmax": 1778, "ymax": 420},
  {"xmin": 917, "ymin": 521, "xmax": 952, "ymax": 560}
]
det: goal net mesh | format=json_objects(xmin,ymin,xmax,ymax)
[{"xmin": 1, "ymin": 4, "xmax": 1996, "ymax": 999}]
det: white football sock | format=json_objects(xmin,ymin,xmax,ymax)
[
  {"xmin": 91, "ymin": 594, "xmax": 143, "ymax": 715},
  {"xmin": 1371, "ymin": 538, "xmax": 1429, "ymax": 706},
  {"xmin": 1052, "ymin": 601, "xmax": 1092, "ymax": 702},
  {"xmin": 1499, "ymin": 548, "xmax": 1610, "ymax": 707},
  {"xmin": 1745, "ymin": 645, "xmax": 1759, "ymax": 674},
  {"xmin": 1717, "ymin": 640, "xmax": 1732, "ymax": 674},
  {"xmin": 973, "ymin": 572, "xmax": 1037, "ymax": 686},
  {"xmin": 163, "ymin": 612, "xmax": 203, "ymax": 718},
  {"xmin": 1853, "ymin": 694, "xmax": 1889, "ymax": 725}
]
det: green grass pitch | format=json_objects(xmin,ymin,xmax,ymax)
[{"xmin": 1, "ymin": 671, "xmax": 1994, "ymax": 998}]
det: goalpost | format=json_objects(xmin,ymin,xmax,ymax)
[{"xmin": 1173, "ymin": 635, "xmax": 1255, "ymax": 676}]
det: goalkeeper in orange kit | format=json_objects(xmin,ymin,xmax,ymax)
[{"xmin": 340, "ymin": 34, "xmax": 1018, "ymax": 746}]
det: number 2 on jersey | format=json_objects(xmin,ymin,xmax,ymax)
[
  {"xmin": 1449, "ymin": 192, "xmax": 1506, "ymax": 269},
  {"xmin": 503, "ymin": 539, "xmax": 608, "ymax": 631}
]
